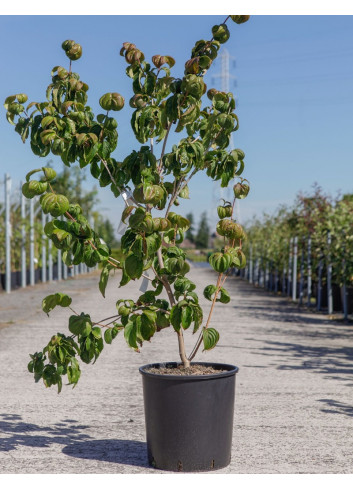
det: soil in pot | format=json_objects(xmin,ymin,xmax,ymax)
[{"xmin": 145, "ymin": 364, "xmax": 228, "ymax": 376}]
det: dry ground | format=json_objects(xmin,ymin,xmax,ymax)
[{"xmin": 0, "ymin": 265, "xmax": 353, "ymax": 473}]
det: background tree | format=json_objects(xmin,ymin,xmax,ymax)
[
  {"xmin": 0, "ymin": 165, "xmax": 119, "ymax": 273},
  {"xmin": 185, "ymin": 212, "xmax": 195, "ymax": 244},
  {"xmin": 93, "ymin": 211, "xmax": 119, "ymax": 248},
  {"xmin": 53, "ymin": 165, "xmax": 119, "ymax": 247},
  {"xmin": 51, "ymin": 165, "xmax": 99, "ymax": 216},
  {"xmin": 244, "ymin": 186, "xmax": 353, "ymax": 288},
  {"xmin": 195, "ymin": 211, "xmax": 210, "ymax": 249}
]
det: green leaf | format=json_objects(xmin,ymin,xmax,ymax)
[
  {"xmin": 122, "ymin": 205, "xmax": 135, "ymax": 223},
  {"xmin": 156, "ymin": 311, "xmax": 170, "ymax": 330},
  {"xmin": 42, "ymin": 167, "xmax": 56, "ymax": 181},
  {"xmin": 28, "ymin": 180, "xmax": 48, "ymax": 195},
  {"xmin": 40, "ymin": 193, "xmax": 69, "ymax": 217},
  {"xmin": 4, "ymin": 95, "xmax": 16, "ymax": 108},
  {"xmin": 170, "ymin": 304, "xmax": 182, "ymax": 332},
  {"xmin": 187, "ymin": 291, "xmax": 199, "ymax": 303},
  {"xmin": 140, "ymin": 312, "xmax": 156, "ymax": 341},
  {"xmin": 6, "ymin": 111, "xmax": 15, "ymax": 125},
  {"xmin": 112, "ymin": 324, "xmax": 123, "ymax": 339},
  {"xmin": 42, "ymin": 293, "xmax": 72, "ymax": 316},
  {"xmin": 145, "ymin": 233, "xmax": 162, "ymax": 257},
  {"xmin": 69, "ymin": 313, "xmax": 92, "ymax": 337},
  {"xmin": 100, "ymin": 139, "xmax": 112, "ymax": 160},
  {"xmin": 209, "ymin": 252, "xmax": 231, "ymax": 273},
  {"xmin": 181, "ymin": 305, "xmax": 193, "ymax": 330},
  {"xmin": 202, "ymin": 328, "xmax": 220, "ymax": 351},
  {"xmin": 67, "ymin": 358, "xmax": 81, "ymax": 386},
  {"xmin": 119, "ymin": 267, "xmax": 131, "ymax": 287},
  {"xmin": 124, "ymin": 321, "xmax": 139, "ymax": 350},
  {"xmin": 125, "ymin": 254, "xmax": 143, "ymax": 280},
  {"xmin": 91, "ymin": 327, "xmax": 102, "ymax": 339},
  {"xmin": 192, "ymin": 304, "xmax": 203, "ymax": 333},
  {"xmin": 97, "ymin": 242, "xmax": 110, "ymax": 258},
  {"xmin": 99, "ymin": 264, "xmax": 113, "ymax": 298},
  {"xmin": 52, "ymin": 228, "xmax": 70, "ymax": 242},
  {"xmin": 104, "ymin": 328, "xmax": 113, "ymax": 344},
  {"xmin": 178, "ymin": 184, "xmax": 189, "ymax": 199},
  {"xmin": 129, "ymin": 207, "xmax": 146, "ymax": 228},
  {"xmin": 235, "ymin": 159, "xmax": 245, "ymax": 176},
  {"xmin": 203, "ymin": 284, "xmax": 217, "ymax": 301},
  {"xmin": 22, "ymin": 182, "xmax": 37, "ymax": 199},
  {"xmin": 25, "ymin": 168, "xmax": 41, "ymax": 182},
  {"xmin": 72, "ymin": 241, "xmax": 84, "ymax": 265},
  {"xmin": 174, "ymin": 277, "xmax": 196, "ymax": 294},
  {"xmin": 218, "ymin": 287, "xmax": 230, "ymax": 304},
  {"xmin": 141, "ymin": 309, "xmax": 157, "ymax": 327}
]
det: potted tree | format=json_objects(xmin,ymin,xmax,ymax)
[{"xmin": 4, "ymin": 14, "xmax": 250, "ymax": 472}]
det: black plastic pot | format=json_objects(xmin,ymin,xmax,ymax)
[
  {"xmin": 139, "ymin": 361, "xmax": 238, "ymax": 472},
  {"xmin": 340, "ymin": 286, "xmax": 353, "ymax": 315}
]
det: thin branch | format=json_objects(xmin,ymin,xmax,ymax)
[
  {"xmin": 102, "ymin": 318, "xmax": 121, "ymax": 327},
  {"xmin": 69, "ymin": 306, "xmax": 80, "ymax": 316},
  {"xmin": 231, "ymin": 195, "xmax": 237, "ymax": 219},
  {"xmin": 156, "ymin": 249, "xmax": 175, "ymax": 306},
  {"xmin": 142, "ymin": 273, "xmax": 154, "ymax": 282},
  {"xmin": 220, "ymin": 269, "xmax": 231, "ymax": 288},
  {"xmin": 164, "ymin": 169, "xmax": 198, "ymax": 218},
  {"xmin": 99, "ymin": 156, "xmax": 119, "ymax": 191},
  {"xmin": 188, "ymin": 272, "xmax": 223, "ymax": 361},
  {"xmin": 204, "ymin": 15, "xmax": 231, "ymax": 48},
  {"xmin": 85, "ymin": 238, "xmax": 119, "ymax": 269},
  {"xmin": 158, "ymin": 122, "xmax": 172, "ymax": 173},
  {"xmin": 95, "ymin": 314, "xmax": 120, "ymax": 323},
  {"xmin": 164, "ymin": 178, "xmax": 184, "ymax": 218},
  {"xmin": 92, "ymin": 321, "xmax": 112, "ymax": 328},
  {"xmin": 98, "ymin": 156, "xmax": 143, "ymax": 209},
  {"xmin": 107, "ymin": 256, "xmax": 120, "ymax": 265},
  {"xmin": 156, "ymin": 247, "xmax": 190, "ymax": 368}
]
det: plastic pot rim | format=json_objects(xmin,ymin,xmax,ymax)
[{"xmin": 139, "ymin": 361, "xmax": 239, "ymax": 381}]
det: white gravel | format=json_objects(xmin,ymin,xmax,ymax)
[{"xmin": 1, "ymin": 265, "xmax": 353, "ymax": 473}]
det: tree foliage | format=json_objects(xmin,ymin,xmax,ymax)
[
  {"xmin": 195, "ymin": 211, "xmax": 210, "ymax": 249},
  {"xmin": 244, "ymin": 185, "xmax": 353, "ymax": 287},
  {"xmin": 5, "ymin": 15, "xmax": 251, "ymax": 391}
]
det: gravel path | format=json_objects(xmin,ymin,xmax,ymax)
[{"xmin": 0, "ymin": 264, "xmax": 352, "ymax": 474}]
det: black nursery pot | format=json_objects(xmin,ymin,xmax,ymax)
[{"xmin": 139, "ymin": 361, "xmax": 239, "ymax": 472}]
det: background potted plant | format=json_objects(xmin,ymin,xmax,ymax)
[{"xmin": 4, "ymin": 14, "xmax": 250, "ymax": 472}]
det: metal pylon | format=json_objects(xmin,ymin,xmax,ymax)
[{"xmin": 210, "ymin": 48, "xmax": 241, "ymax": 228}]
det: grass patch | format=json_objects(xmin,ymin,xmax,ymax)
[
  {"xmin": 185, "ymin": 249, "xmax": 212, "ymax": 263},
  {"xmin": 110, "ymin": 248, "xmax": 125, "ymax": 263}
]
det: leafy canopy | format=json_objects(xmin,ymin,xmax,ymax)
[{"xmin": 5, "ymin": 15, "xmax": 251, "ymax": 392}]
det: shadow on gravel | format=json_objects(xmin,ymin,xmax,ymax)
[
  {"xmin": 250, "ymin": 340, "xmax": 353, "ymax": 381},
  {"xmin": 0, "ymin": 413, "xmax": 91, "ymax": 452},
  {"xmin": 0, "ymin": 414, "xmax": 148, "ymax": 468},
  {"xmin": 62, "ymin": 439, "xmax": 148, "ymax": 467},
  {"xmin": 249, "ymin": 323, "xmax": 353, "ymax": 341},
  {"xmin": 317, "ymin": 399, "xmax": 353, "ymax": 417},
  {"xmin": 231, "ymin": 278, "xmax": 351, "ymax": 326}
]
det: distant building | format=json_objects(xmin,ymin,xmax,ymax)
[
  {"xmin": 180, "ymin": 238, "xmax": 196, "ymax": 249},
  {"xmin": 209, "ymin": 232, "xmax": 218, "ymax": 249}
]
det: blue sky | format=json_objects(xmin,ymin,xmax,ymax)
[{"xmin": 0, "ymin": 15, "xmax": 352, "ymax": 231}]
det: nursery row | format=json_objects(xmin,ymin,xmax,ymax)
[
  {"xmin": 0, "ymin": 174, "xmax": 92, "ymax": 293},
  {"xmin": 240, "ymin": 189, "xmax": 353, "ymax": 319}
]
